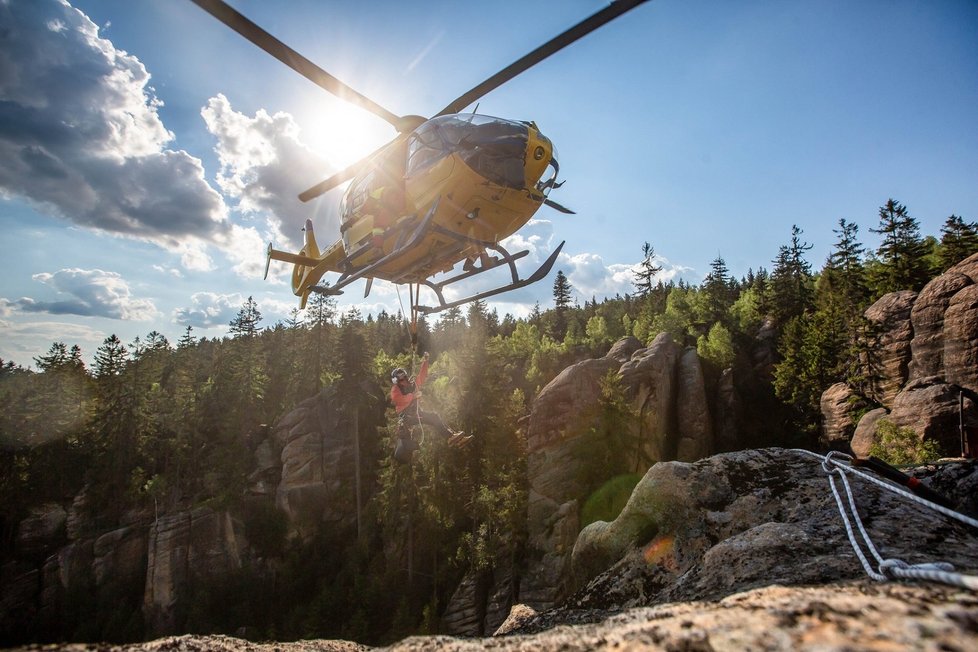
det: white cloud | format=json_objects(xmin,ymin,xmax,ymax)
[
  {"xmin": 152, "ymin": 264, "xmax": 184, "ymax": 278},
  {"xmin": 178, "ymin": 241, "xmax": 215, "ymax": 272},
  {"xmin": 0, "ymin": 319, "xmax": 107, "ymax": 369},
  {"xmin": 0, "ymin": 1, "xmax": 226, "ymax": 251},
  {"xmin": 225, "ymin": 224, "xmax": 271, "ymax": 280},
  {"xmin": 173, "ymin": 291, "xmax": 244, "ymax": 330},
  {"xmin": 201, "ymin": 94, "xmax": 336, "ymax": 250},
  {"xmin": 8, "ymin": 268, "xmax": 158, "ymax": 320}
]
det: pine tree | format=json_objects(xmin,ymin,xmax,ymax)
[
  {"xmin": 177, "ymin": 325, "xmax": 196, "ymax": 349},
  {"xmin": 553, "ymin": 270, "xmax": 573, "ymax": 310},
  {"xmin": 633, "ymin": 241, "xmax": 662, "ymax": 299},
  {"xmin": 768, "ymin": 225, "xmax": 814, "ymax": 325},
  {"xmin": 229, "ymin": 295, "xmax": 263, "ymax": 337},
  {"xmin": 702, "ymin": 254, "xmax": 732, "ymax": 325},
  {"xmin": 303, "ymin": 292, "xmax": 337, "ymax": 391},
  {"xmin": 938, "ymin": 214, "xmax": 978, "ymax": 270},
  {"xmin": 93, "ymin": 334, "xmax": 127, "ymax": 379},
  {"xmin": 35, "ymin": 341, "xmax": 70, "ymax": 371},
  {"xmin": 552, "ymin": 270, "xmax": 573, "ymax": 339},
  {"xmin": 869, "ymin": 199, "xmax": 931, "ymax": 295},
  {"xmin": 820, "ymin": 218, "xmax": 870, "ymax": 334}
]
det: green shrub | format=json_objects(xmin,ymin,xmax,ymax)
[
  {"xmin": 581, "ymin": 473, "xmax": 642, "ymax": 528},
  {"xmin": 869, "ymin": 420, "xmax": 941, "ymax": 465}
]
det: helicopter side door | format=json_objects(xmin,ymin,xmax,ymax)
[{"xmin": 340, "ymin": 140, "xmax": 409, "ymax": 254}]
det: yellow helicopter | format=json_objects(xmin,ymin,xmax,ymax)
[{"xmin": 191, "ymin": 0, "xmax": 649, "ymax": 320}]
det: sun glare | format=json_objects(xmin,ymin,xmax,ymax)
[{"xmin": 298, "ymin": 99, "xmax": 392, "ymax": 170}]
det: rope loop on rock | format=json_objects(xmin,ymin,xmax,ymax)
[{"xmin": 793, "ymin": 448, "xmax": 978, "ymax": 591}]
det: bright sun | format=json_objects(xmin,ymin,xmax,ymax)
[{"xmin": 298, "ymin": 100, "xmax": 393, "ymax": 170}]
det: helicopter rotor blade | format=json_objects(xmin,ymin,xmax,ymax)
[
  {"xmin": 434, "ymin": 0, "xmax": 650, "ymax": 117},
  {"xmin": 298, "ymin": 134, "xmax": 410, "ymax": 202},
  {"xmin": 189, "ymin": 0, "xmax": 415, "ymax": 131}
]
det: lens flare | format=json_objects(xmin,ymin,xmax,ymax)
[{"xmin": 643, "ymin": 533, "xmax": 676, "ymax": 569}]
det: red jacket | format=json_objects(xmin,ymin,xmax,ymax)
[{"xmin": 391, "ymin": 358, "xmax": 428, "ymax": 414}]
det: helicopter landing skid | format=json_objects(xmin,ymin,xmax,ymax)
[
  {"xmin": 413, "ymin": 226, "xmax": 565, "ymax": 315},
  {"xmin": 307, "ymin": 195, "xmax": 564, "ymax": 315}
]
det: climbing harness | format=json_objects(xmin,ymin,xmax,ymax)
[{"xmin": 794, "ymin": 449, "xmax": 978, "ymax": 591}]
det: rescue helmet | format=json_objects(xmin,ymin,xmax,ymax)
[{"xmin": 391, "ymin": 367, "xmax": 408, "ymax": 384}]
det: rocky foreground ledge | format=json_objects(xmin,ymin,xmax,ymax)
[{"xmin": 12, "ymin": 581, "xmax": 978, "ymax": 651}]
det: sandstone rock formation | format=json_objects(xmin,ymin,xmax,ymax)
[
  {"xmin": 144, "ymin": 508, "xmax": 246, "ymax": 637},
  {"xmin": 909, "ymin": 270, "xmax": 971, "ymax": 380},
  {"xmin": 675, "ymin": 348, "xmax": 712, "ymax": 461},
  {"xmin": 849, "ymin": 407, "xmax": 887, "ymax": 457},
  {"xmin": 886, "ymin": 376, "xmax": 978, "ymax": 454},
  {"xmin": 22, "ymin": 450, "xmax": 978, "ymax": 652},
  {"xmin": 273, "ymin": 388, "xmax": 360, "ymax": 534},
  {"xmin": 518, "ymin": 334, "xmax": 730, "ymax": 615},
  {"xmin": 865, "ymin": 290, "xmax": 917, "ymax": 407},
  {"xmin": 620, "ymin": 333, "xmax": 680, "ymax": 463},
  {"xmin": 1, "ymin": 386, "xmax": 363, "ymax": 643},
  {"xmin": 15, "ymin": 582, "xmax": 977, "ymax": 651},
  {"xmin": 823, "ymin": 253, "xmax": 978, "ymax": 455},
  {"xmin": 519, "ymin": 355, "xmax": 621, "ymax": 612},
  {"xmin": 945, "ymin": 284, "xmax": 978, "ymax": 391},
  {"xmin": 819, "ymin": 382, "xmax": 866, "ymax": 449}
]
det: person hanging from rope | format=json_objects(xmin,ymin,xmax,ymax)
[{"xmin": 391, "ymin": 352, "xmax": 471, "ymax": 463}]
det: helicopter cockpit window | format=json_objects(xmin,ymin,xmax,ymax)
[{"xmin": 406, "ymin": 115, "xmax": 529, "ymax": 189}]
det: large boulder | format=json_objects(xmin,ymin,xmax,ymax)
[
  {"xmin": 570, "ymin": 448, "xmax": 977, "ymax": 607},
  {"xmin": 885, "ymin": 376, "xmax": 978, "ymax": 456},
  {"xmin": 819, "ymin": 382, "xmax": 866, "ymax": 450},
  {"xmin": 850, "ymin": 407, "xmax": 888, "ymax": 457},
  {"xmin": 605, "ymin": 336, "xmax": 643, "ymax": 363},
  {"xmin": 865, "ymin": 290, "xmax": 917, "ymax": 407}
]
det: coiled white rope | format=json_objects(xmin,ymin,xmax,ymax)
[{"xmin": 792, "ymin": 449, "xmax": 978, "ymax": 591}]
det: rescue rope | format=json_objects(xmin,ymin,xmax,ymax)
[
  {"xmin": 394, "ymin": 282, "xmax": 420, "ymax": 353},
  {"xmin": 793, "ymin": 449, "xmax": 978, "ymax": 591},
  {"xmin": 394, "ymin": 283, "xmax": 426, "ymax": 449}
]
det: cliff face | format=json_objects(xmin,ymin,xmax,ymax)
[
  {"xmin": 13, "ymin": 449, "xmax": 978, "ymax": 652},
  {"xmin": 442, "ymin": 333, "xmax": 757, "ymax": 636},
  {"xmin": 820, "ymin": 252, "xmax": 978, "ymax": 455},
  {"xmin": 0, "ymin": 388, "xmax": 362, "ymax": 643}
]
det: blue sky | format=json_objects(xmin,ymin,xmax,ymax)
[{"xmin": 1, "ymin": 0, "xmax": 976, "ymax": 368}]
